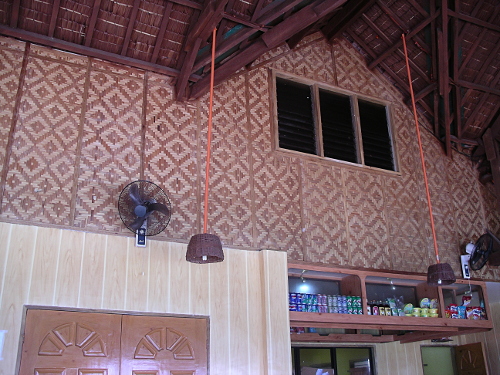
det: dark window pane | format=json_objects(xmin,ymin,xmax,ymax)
[
  {"xmin": 320, "ymin": 90, "xmax": 357, "ymax": 163},
  {"xmin": 358, "ymin": 100, "xmax": 394, "ymax": 171},
  {"xmin": 276, "ymin": 78, "xmax": 316, "ymax": 155}
]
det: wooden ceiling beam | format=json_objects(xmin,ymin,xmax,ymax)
[
  {"xmin": 452, "ymin": 10, "xmax": 462, "ymax": 139},
  {"xmin": 48, "ymin": 0, "xmax": 61, "ymax": 37},
  {"xmin": 191, "ymin": 0, "xmax": 304, "ymax": 74},
  {"xmin": 322, "ymin": 0, "xmax": 376, "ymax": 42},
  {"xmin": 457, "ymin": 80, "xmax": 500, "ymax": 97},
  {"xmin": 189, "ymin": 0, "xmax": 348, "ymax": 99},
  {"xmin": 175, "ymin": 0, "xmax": 229, "ymax": 98},
  {"xmin": 439, "ymin": 0, "xmax": 452, "ymax": 157},
  {"xmin": 367, "ymin": 11, "xmax": 439, "ymax": 70},
  {"xmin": 150, "ymin": 2, "xmax": 174, "ymax": 64},
  {"xmin": 361, "ymin": 13, "xmax": 431, "ymax": 84},
  {"xmin": 449, "ymin": 9, "xmax": 500, "ymax": 32},
  {"xmin": 184, "ymin": 0, "xmax": 229, "ymax": 49},
  {"xmin": 176, "ymin": 38, "xmax": 202, "ymax": 101},
  {"xmin": 84, "ymin": 0, "xmax": 102, "ymax": 47},
  {"xmin": 348, "ymin": 30, "xmax": 411, "ymax": 94},
  {"xmin": 458, "ymin": 5, "xmax": 499, "ymax": 75},
  {"xmin": 10, "ymin": 0, "xmax": 20, "ymax": 28},
  {"xmin": 121, "ymin": 0, "xmax": 141, "ymax": 56},
  {"xmin": 250, "ymin": 0, "xmax": 267, "ymax": 22},
  {"xmin": 0, "ymin": 24, "xmax": 189, "ymax": 79}
]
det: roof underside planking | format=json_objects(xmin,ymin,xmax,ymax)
[{"xmin": 0, "ymin": 0, "xmax": 499, "ymax": 191}]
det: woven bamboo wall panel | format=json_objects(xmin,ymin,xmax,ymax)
[
  {"xmin": 144, "ymin": 73, "xmax": 199, "ymax": 241},
  {"xmin": 334, "ymin": 39, "xmax": 397, "ymax": 102},
  {"xmin": 208, "ymin": 74, "xmax": 254, "ymax": 248},
  {"xmin": 247, "ymin": 69, "xmax": 272, "ymax": 154},
  {"xmin": 0, "ymin": 42, "xmax": 24, "ymax": 180},
  {"xmin": 2, "ymin": 54, "xmax": 85, "ymax": 224},
  {"xmin": 300, "ymin": 161, "xmax": 349, "ymax": 265},
  {"xmin": 343, "ymin": 169, "xmax": 391, "ymax": 269},
  {"xmin": 73, "ymin": 68, "xmax": 143, "ymax": 231},
  {"xmin": 0, "ymin": 36, "xmax": 498, "ymax": 279},
  {"xmin": 252, "ymin": 154, "xmax": 303, "ymax": 255}
]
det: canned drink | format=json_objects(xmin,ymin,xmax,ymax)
[
  {"xmin": 347, "ymin": 296, "xmax": 353, "ymax": 307},
  {"xmin": 332, "ymin": 295, "xmax": 338, "ymax": 307},
  {"xmin": 342, "ymin": 295, "xmax": 347, "ymax": 307},
  {"xmin": 356, "ymin": 296, "xmax": 362, "ymax": 307},
  {"xmin": 321, "ymin": 294, "xmax": 327, "ymax": 305},
  {"xmin": 366, "ymin": 305, "xmax": 372, "ymax": 315},
  {"xmin": 385, "ymin": 307, "xmax": 392, "ymax": 316},
  {"xmin": 296, "ymin": 293, "xmax": 303, "ymax": 304},
  {"xmin": 356, "ymin": 307, "xmax": 363, "ymax": 315},
  {"xmin": 289, "ymin": 304, "xmax": 297, "ymax": 311},
  {"xmin": 373, "ymin": 306, "xmax": 379, "ymax": 315},
  {"xmin": 312, "ymin": 294, "xmax": 318, "ymax": 305},
  {"xmin": 327, "ymin": 295, "xmax": 333, "ymax": 307},
  {"xmin": 289, "ymin": 293, "xmax": 297, "ymax": 304},
  {"xmin": 297, "ymin": 327, "xmax": 305, "ymax": 334},
  {"xmin": 347, "ymin": 307, "xmax": 353, "ymax": 314}
]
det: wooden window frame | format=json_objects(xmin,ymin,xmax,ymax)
[{"xmin": 272, "ymin": 71, "xmax": 398, "ymax": 172}]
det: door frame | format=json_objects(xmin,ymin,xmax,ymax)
[
  {"xmin": 16, "ymin": 305, "xmax": 211, "ymax": 375},
  {"xmin": 420, "ymin": 345, "xmax": 457, "ymax": 375}
]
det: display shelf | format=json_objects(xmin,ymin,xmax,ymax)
[{"xmin": 288, "ymin": 262, "xmax": 493, "ymax": 343}]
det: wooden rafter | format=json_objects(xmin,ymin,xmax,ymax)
[
  {"xmin": 367, "ymin": 11, "xmax": 440, "ymax": 70},
  {"xmin": 191, "ymin": 0, "xmax": 305, "ymax": 74},
  {"xmin": 84, "ymin": 0, "xmax": 102, "ymax": 47},
  {"xmin": 48, "ymin": 0, "xmax": 61, "ymax": 37},
  {"xmin": 189, "ymin": 0, "xmax": 349, "ymax": 99},
  {"xmin": 150, "ymin": 2, "xmax": 174, "ymax": 64},
  {"xmin": 121, "ymin": 0, "xmax": 141, "ymax": 56},
  {"xmin": 322, "ymin": 0, "xmax": 376, "ymax": 42}
]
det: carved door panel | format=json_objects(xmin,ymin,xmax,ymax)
[
  {"xmin": 120, "ymin": 314, "xmax": 208, "ymax": 375},
  {"xmin": 19, "ymin": 309, "xmax": 122, "ymax": 375},
  {"xmin": 455, "ymin": 342, "xmax": 488, "ymax": 375}
]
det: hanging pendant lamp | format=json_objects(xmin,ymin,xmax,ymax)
[
  {"xmin": 402, "ymin": 34, "xmax": 455, "ymax": 286},
  {"xmin": 186, "ymin": 29, "xmax": 224, "ymax": 264}
]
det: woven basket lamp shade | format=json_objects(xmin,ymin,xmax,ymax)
[
  {"xmin": 427, "ymin": 263, "xmax": 456, "ymax": 286},
  {"xmin": 186, "ymin": 233, "xmax": 224, "ymax": 263},
  {"xmin": 402, "ymin": 35, "xmax": 456, "ymax": 286},
  {"xmin": 186, "ymin": 29, "xmax": 224, "ymax": 264}
]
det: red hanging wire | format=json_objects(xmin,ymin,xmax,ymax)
[
  {"xmin": 402, "ymin": 34, "xmax": 441, "ymax": 263},
  {"xmin": 203, "ymin": 28, "xmax": 217, "ymax": 233}
]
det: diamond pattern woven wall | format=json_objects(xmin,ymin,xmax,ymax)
[
  {"xmin": 0, "ymin": 35, "xmax": 499, "ymax": 280},
  {"xmin": 0, "ymin": 37, "xmax": 25, "ymax": 183},
  {"xmin": 73, "ymin": 61, "xmax": 143, "ymax": 231},
  {"xmin": 2, "ymin": 46, "xmax": 86, "ymax": 225},
  {"xmin": 144, "ymin": 73, "xmax": 199, "ymax": 241}
]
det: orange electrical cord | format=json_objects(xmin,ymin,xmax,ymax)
[
  {"xmin": 402, "ymin": 34, "xmax": 441, "ymax": 263},
  {"xmin": 203, "ymin": 28, "xmax": 217, "ymax": 233}
]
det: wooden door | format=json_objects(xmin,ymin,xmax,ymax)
[
  {"xmin": 19, "ymin": 309, "xmax": 208, "ymax": 375},
  {"xmin": 455, "ymin": 342, "xmax": 488, "ymax": 375},
  {"xmin": 120, "ymin": 314, "xmax": 208, "ymax": 375},
  {"xmin": 19, "ymin": 309, "xmax": 122, "ymax": 375}
]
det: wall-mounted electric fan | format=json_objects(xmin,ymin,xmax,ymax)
[
  {"xmin": 469, "ymin": 229, "xmax": 500, "ymax": 270},
  {"xmin": 118, "ymin": 180, "xmax": 172, "ymax": 236}
]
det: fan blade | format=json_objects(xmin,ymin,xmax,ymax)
[
  {"xmin": 129, "ymin": 183, "xmax": 143, "ymax": 206},
  {"xmin": 130, "ymin": 216, "xmax": 147, "ymax": 231},
  {"xmin": 148, "ymin": 202, "xmax": 170, "ymax": 216}
]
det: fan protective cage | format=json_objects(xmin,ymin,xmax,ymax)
[{"xmin": 118, "ymin": 180, "xmax": 172, "ymax": 236}]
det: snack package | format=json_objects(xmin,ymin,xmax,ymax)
[
  {"xmin": 387, "ymin": 298, "xmax": 396, "ymax": 309},
  {"xmin": 466, "ymin": 306, "xmax": 481, "ymax": 320},
  {"xmin": 448, "ymin": 304, "xmax": 458, "ymax": 313},
  {"xmin": 462, "ymin": 295, "xmax": 472, "ymax": 306},
  {"xmin": 458, "ymin": 305, "xmax": 466, "ymax": 319},
  {"xmin": 403, "ymin": 303, "xmax": 413, "ymax": 314},
  {"xmin": 429, "ymin": 299, "xmax": 438, "ymax": 309},
  {"xmin": 420, "ymin": 298, "xmax": 430, "ymax": 308}
]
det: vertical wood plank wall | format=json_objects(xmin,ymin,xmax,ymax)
[{"xmin": 0, "ymin": 222, "xmax": 291, "ymax": 375}]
